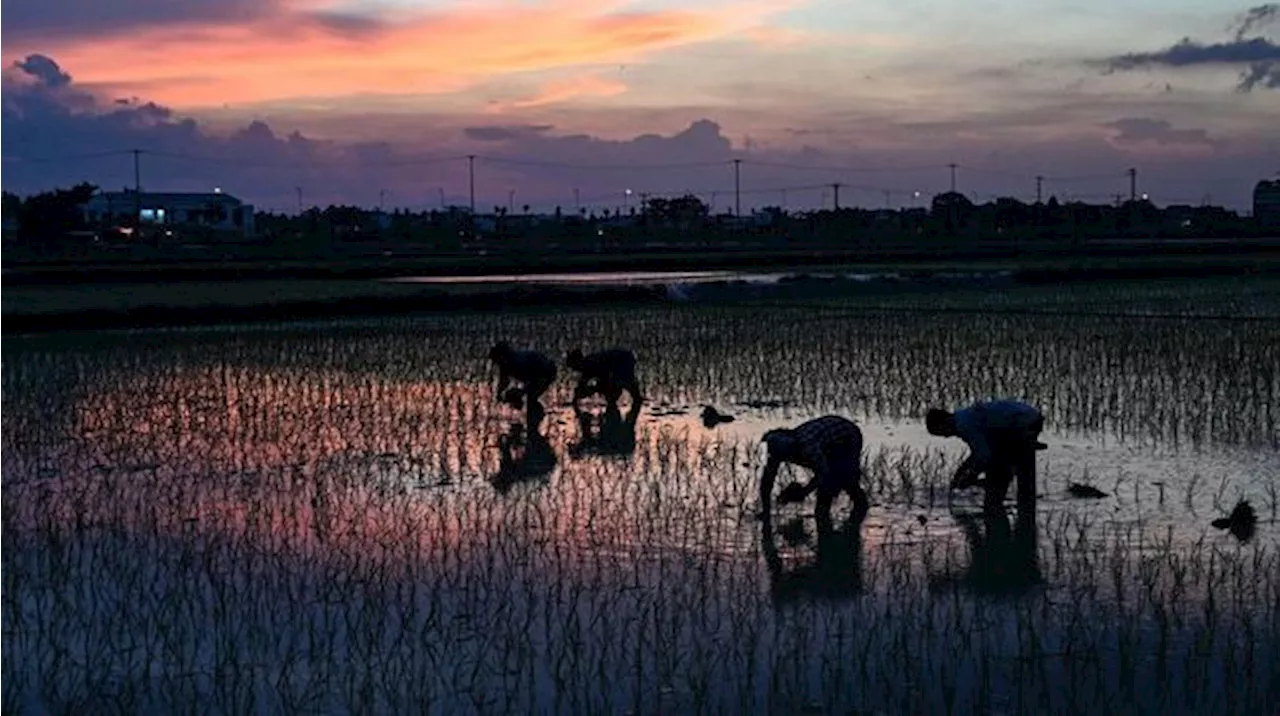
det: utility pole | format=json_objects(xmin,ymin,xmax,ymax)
[
  {"xmin": 883, "ymin": 190, "xmax": 891, "ymax": 209},
  {"xmin": 732, "ymin": 158, "xmax": 742, "ymax": 217},
  {"xmin": 832, "ymin": 182, "xmax": 842, "ymax": 210},
  {"xmin": 438, "ymin": 187, "xmax": 445, "ymax": 209},
  {"xmin": 948, "ymin": 163, "xmax": 958, "ymax": 193},
  {"xmin": 574, "ymin": 187, "xmax": 581, "ymax": 212},
  {"xmin": 780, "ymin": 188, "xmax": 787, "ymax": 209},
  {"xmin": 467, "ymin": 155, "xmax": 476, "ymax": 214},
  {"xmin": 132, "ymin": 149, "xmax": 142, "ymax": 227},
  {"xmin": 1035, "ymin": 175, "xmax": 1044, "ymax": 204},
  {"xmin": 507, "ymin": 189, "xmax": 515, "ymax": 215},
  {"xmin": 1128, "ymin": 167, "xmax": 1137, "ymax": 203}
]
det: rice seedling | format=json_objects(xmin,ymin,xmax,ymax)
[{"xmin": 2, "ymin": 275, "xmax": 1277, "ymax": 714}]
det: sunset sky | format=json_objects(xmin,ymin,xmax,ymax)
[{"xmin": 3, "ymin": 1, "xmax": 1278, "ymax": 211}]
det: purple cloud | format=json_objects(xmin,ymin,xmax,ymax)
[
  {"xmin": 1103, "ymin": 118, "xmax": 1223, "ymax": 149},
  {"xmin": 2, "ymin": 0, "xmax": 270, "ymax": 44}
]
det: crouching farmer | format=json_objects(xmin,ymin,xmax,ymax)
[
  {"xmin": 926, "ymin": 399, "xmax": 1046, "ymax": 513},
  {"xmin": 489, "ymin": 342, "xmax": 557, "ymax": 419},
  {"xmin": 566, "ymin": 348, "xmax": 644, "ymax": 407},
  {"xmin": 759, "ymin": 415, "xmax": 868, "ymax": 521}
]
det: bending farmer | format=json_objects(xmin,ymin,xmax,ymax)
[
  {"xmin": 926, "ymin": 399, "xmax": 1046, "ymax": 512},
  {"xmin": 760, "ymin": 415, "xmax": 868, "ymax": 521}
]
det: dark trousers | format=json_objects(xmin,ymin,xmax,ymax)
[
  {"xmin": 814, "ymin": 448, "xmax": 868, "ymax": 519},
  {"xmin": 983, "ymin": 433, "xmax": 1040, "ymax": 512}
]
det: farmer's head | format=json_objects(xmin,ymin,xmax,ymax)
[
  {"xmin": 489, "ymin": 341, "xmax": 513, "ymax": 363},
  {"xmin": 925, "ymin": 408, "xmax": 956, "ymax": 437},
  {"xmin": 761, "ymin": 428, "xmax": 798, "ymax": 459}
]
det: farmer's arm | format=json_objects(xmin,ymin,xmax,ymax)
[
  {"xmin": 956, "ymin": 422, "xmax": 993, "ymax": 474},
  {"xmin": 760, "ymin": 455, "xmax": 783, "ymax": 515},
  {"xmin": 495, "ymin": 365, "xmax": 510, "ymax": 400}
]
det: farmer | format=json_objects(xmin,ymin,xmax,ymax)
[
  {"xmin": 488, "ymin": 341, "xmax": 557, "ymax": 418},
  {"xmin": 566, "ymin": 347, "xmax": 644, "ymax": 407},
  {"xmin": 926, "ymin": 399, "xmax": 1046, "ymax": 512},
  {"xmin": 759, "ymin": 415, "xmax": 868, "ymax": 521}
]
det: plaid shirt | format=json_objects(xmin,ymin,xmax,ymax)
[
  {"xmin": 574, "ymin": 348, "xmax": 637, "ymax": 379},
  {"xmin": 767, "ymin": 415, "xmax": 862, "ymax": 472},
  {"xmin": 505, "ymin": 349, "xmax": 556, "ymax": 383},
  {"xmin": 496, "ymin": 349, "xmax": 557, "ymax": 394}
]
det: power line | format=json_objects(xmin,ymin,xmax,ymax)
[
  {"xmin": 476, "ymin": 155, "xmax": 729, "ymax": 171},
  {"xmin": 2, "ymin": 149, "xmax": 134, "ymax": 164}
]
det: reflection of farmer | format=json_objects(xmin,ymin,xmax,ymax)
[
  {"xmin": 566, "ymin": 348, "xmax": 644, "ymax": 407},
  {"xmin": 490, "ymin": 405, "xmax": 557, "ymax": 494},
  {"xmin": 569, "ymin": 402, "xmax": 640, "ymax": 458},
  {"xmin": 759, "ymin": 415, "xmax": 868, "ymax": 521},
  {"xmin": 926, "ymin": 400, "xmax": 1045, "ymax": 512},
  {"xmin": 489, "ymin": 341, "xmax": 557, "ymax": 422},
  {"xmin": 930, "ymin": 510, "xmax": 1041, "ymax": 597},
  {"xmin": 761, "ymin": 510, "xmax": 866, "ymax": 606}
]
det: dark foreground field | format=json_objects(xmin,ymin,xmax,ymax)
[
  {"xmin": 3, "ymin": 275, "xmax": 1278, "ymax": 714},
  {"xmin": 5, "ymin": 248, "xmax": 1279, "ymax": 334}
]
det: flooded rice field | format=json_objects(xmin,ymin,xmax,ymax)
[{"xmin": 4, "ymin": 276, "xmax": 1279, "ymax": 715}]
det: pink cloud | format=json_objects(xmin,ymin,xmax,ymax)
[{"xmin": 1, "ymin": 0, "xmax": 800, "ymax": 109}]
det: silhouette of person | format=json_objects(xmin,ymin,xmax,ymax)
[
  {"xmin": 489, "ymin": 341, "xmax": 557, "ymax": 423},
  {"xmin": 568, "ymin": 401, "xmax": 640, "ymax": 459},
  {"xmin": 761, "ymin": 510, "xmax": 866, "ymax": 607},
  {"xmin": 566, "ymin": 347, "xmax": 644, "ymax": 407},
  {"xmin": 930, "ymin": 510, "xmax": 1042, "ymax": 598},
  {"xmin": 926, "ymin": 400, "xmax": 1046, "ymax": 513},
  {"xmin": 489, "ymin": 404, "xmax": 557, "ymax": 495},
  {"xmin": 759, "ymin": 415, "xmax": 868, "ymax": 521}
]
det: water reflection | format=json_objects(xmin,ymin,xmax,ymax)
[
  {"xmin": 761, "ymin": 511, "xmax": 866, "ymax": 607},
  {"xmin": 490, "ymin": 405, "xmax": 557, "ymax": 494},
  {"xmin": 568, "ymin": 403, "xmax": 640, "ymax": 459},
  {"xmin": 930, "ymin": 510, "xmax": 1042, "ymax": 598}
]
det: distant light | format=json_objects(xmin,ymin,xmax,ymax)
[
  {"xmin": 1141, "ymin": 193, "xmax": 1148, "ymax": 200},
  {"xmin": 913, "ymin": 191, "xmax": 921, "ymax": 198},
  {"xmin": 214, "ymin": 187, "xmax": 222, "ymax": 194},
  {"xmin": 625, "ymin": 189, "xmax": 633, "ymax": 196}
]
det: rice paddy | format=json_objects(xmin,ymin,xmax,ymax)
[{"xmin": 4, "ymin": 275, "xmax": 1279, "ymax": 715}]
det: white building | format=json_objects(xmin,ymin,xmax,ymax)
[{"xmin": 83, "ymin": 190, "xmax": 255, "ymax": 236}]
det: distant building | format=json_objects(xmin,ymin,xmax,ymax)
[
  {"xmin": 1254, "ymin": 180, "xmax": 1280, "ymax": 231},
  {"xmin": 83, "ymin": 190, "xmax": 255, "ymax": 236}
]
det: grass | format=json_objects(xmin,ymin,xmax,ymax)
[{"xmin": 3, "ymin": 275, "xmax": 1278, "ymax": 714}]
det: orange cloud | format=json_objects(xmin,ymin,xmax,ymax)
[
  {"xmin": 490, "ymin": 73, "xmax": 629, "ymax": 112},
  {"xmin": 3, "ymin": 0, "xmax": 801, "ymax": 109}
]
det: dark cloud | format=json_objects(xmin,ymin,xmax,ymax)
[
  {"xmin": 305, "ymin": 11, "xmax": 391, "ymax": 37},
  {"xmin": 14, "ymin": 54, "xmax": 71, "ymax": 88},
  {"xmin": 2, "ymin": 0, "xmax": 269, "ymax": 44},
  {"xmin": 1239, "ymin": 61, "xmax": 1280, "ymax": 89},
  {"xmin": 464, "ymin": 125, "xmax": 555, "ymax": 142},
  {"xmin": 1097, "ymin": 8, "xmax": 1280, "ymax": 93},
  {"xmin": 1103, "ymin": 118, "xmax": 1223, "ymax": 149},
  {"xmin": 1233, "ymin": 4, "xmax": 1279, "ymax": 40},
  {"xmin": 1103, "ymin": 37, "xmax": 1280, "ymax": 70}
]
